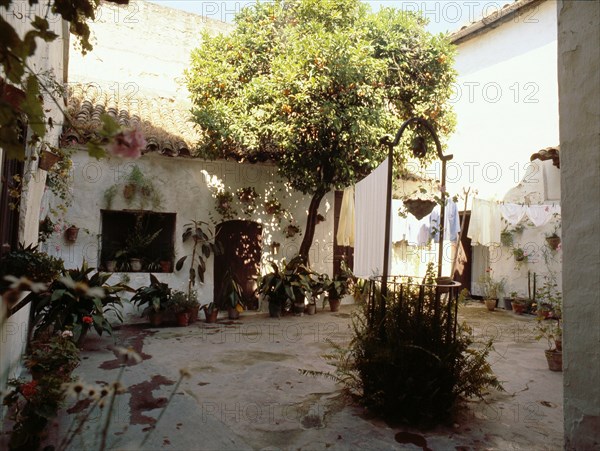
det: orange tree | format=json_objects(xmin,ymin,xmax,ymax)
[{"xmin": 186, "ymin": 0, "xmax": 456, "ymax": 262}]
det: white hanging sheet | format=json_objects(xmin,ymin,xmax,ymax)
[
  {"xmin": 467, "ymin": 198, "xmax": 502, "ymax": 246},
  {"xmin": 354, "ymin": 159, "xmax": 390, "ymax": 279},
  {"xmin": 336, "ymin": 186, "xmax": 355, "ymax": 246},
  {"xmin": 392, "ymin": 199, "xmax": 407, "ymax": 243}
]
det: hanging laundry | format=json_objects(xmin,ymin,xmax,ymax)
[
  {"xmin": 526, "ymin": 204, "xmax": 560, "ymax": 227},
  {"xmin": 467, "ymin": 198, "xmax": 502, "ymax": 246},
  {"xmin": 354, "ymin": 159, "xmax": 390, "ymax": 278},
  {"xmin": 500, "ymin": 203, "xmax": 527, "ymax": 225},
  {"xmin": 430, "ymin": 198, "xmax": 461, "ymax": 243},
  {"xmin": 406, "ymin": 213, "xmax": 430, "ymax": 247},
  {"xmin": 336, "ymin": 186, "xmax": 355, "ymax": 246},
  {"xmin": 392, "ymin": 199, "xmax": 408, "ymax": 243}
]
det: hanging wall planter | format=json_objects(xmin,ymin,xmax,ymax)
[
  {"xmin": 403, "ymin": 199, "xmax": 437, "ymax": 220},
  {"xmin": 38, "ymin": 149, "xmax": 61, "ymax": 171},
  {"xmin": 545, "ymin": 235, "xmax": 561, "ymax": 250},
  {"xmin": 64, "ymin": 226, "xmax": 80, "ymax": 243}
]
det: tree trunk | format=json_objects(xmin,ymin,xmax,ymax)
[{"xmin": 298, "ymin": 189, "xmax": 327, "ymax": 264}]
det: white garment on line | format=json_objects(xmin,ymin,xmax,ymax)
[
  {"xmin": 467, "ymin": 198, "xmax": 502, "ymax": 246},
  {"xmin": 430, "ymin": 199, "xmax": 461, "ymax": 243},
  {"xmin": 500, "ymin": 203, "xmax": 527, "ymax": 226},
  {"xmin": 526, "ymin": 205, "xmax": 560, "ymax": 227},
  {"xmin": 392, "ymin": 199, "xmax": 407, "ymax": 243},
  {"xmin": 336, "ymin": 186, "xmax": 355, "ymax": 246},
  {"xmin": 354, "ymin": 159, "xmax": 390, "ymax": 279}
]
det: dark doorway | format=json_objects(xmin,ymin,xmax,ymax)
[
  {"xmin": 453, "ymin": 211, "xmax": 472, "ymax": 293},
  {"xmin": 333, "ymin": 190, "xmax": 354, "ymax": 277},
  {"xmin": 214, "ymin": 220, "xmax": 262, "ymax": 310}
]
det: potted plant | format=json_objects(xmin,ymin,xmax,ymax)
[
  {"xmin": 159, "ymin": 250, "xmax": 174, "ymax": 273},
  {"xmin": 118, "ymin": 216, "xmax": 162, "ymax": 272},
  {"xmin": 0, "ymin": 244, "xmax": 64, "ymax": 293},
  {"xmin": 64, "ymin": 225, "xmax": 80, "ymax": 243},
  {"xmin": 38, "ymin": 147, "xmax": 61, "ymax": 171},
  {"xmin": 545, "ymin": 226, "xmax": 561, "ymax": 251},
  {"xmin": 24, "ymin": 333, "xmax": 80, "ymax": 381},
  {"xmin": 256, "ymin": 261, "xmax": 288, "ymax": 318},
  {"xmin": 185, "ymin": 291, "xmax": 201, "ymax": 323},
  {"xmin": 512, "ymin": 247, "xmax": 527, "ymax": 262},
  {"xmin": 215, "ymin": 190, "xmax": 236, "ymax": 219},
  {"xmin": 176, "ymin": 220, "xmax": 222, "ymax": 299},
  {"xmin": 500, "ymin": 228, "xmax": 513, "ymax": 247},
  {"xmin": 32, "ymin": 261, "xmax": 130, "ymax": 343},
  {"xmin": 217, "ymin": 268, "xmax": 245, "ymax": 319},
  {"xmin": 169, "ymin": 290, "xmax": 192, "ymax": 327},
  {"xmin": 503, "ymin": 291, "xmax": 519, "ymax": 311},
  {"xmin": 402, "ymin": 198, "xmax": 437, "ymax": 220},
  {"xmin": 284, "ymin": 222, "xmax": 301, "ymax": 238},
  {"xmin": 264, "ymin": 197, "xmax": 285, "ymax": 222},
  {"xmin": 131, "ymin": 274, "xmax": 172, "ymax": 326},
  {"xmin": 202, "ymin": 301, "xmax": 219, "ymax": 323},
  {"xmin": 322, "ymin": 263, "xmax": 353, "ymax": 312},
  {"xmin": 237, "ymin": 186, "xmax": 260, "ymax": 215},
  {"xmin": 478, "ymin": 268, "xmax": 505, "ymax": 311},
  {"xmin": 535, "ymin": 314, "xmax": 562, "ymax": 371}
]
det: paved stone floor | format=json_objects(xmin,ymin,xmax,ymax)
[{"xmin": 47, "ymin": 301, "xmax": 563, "ymax": 450}]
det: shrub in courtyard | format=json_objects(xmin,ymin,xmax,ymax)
[{"xmin": 306, "ymin": 265, "xmax": 502, "ymax": 426}]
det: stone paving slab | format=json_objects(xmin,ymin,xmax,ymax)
[{"xmin": 42, "ymin": 302, "xmax": 562, "ymax": 450}]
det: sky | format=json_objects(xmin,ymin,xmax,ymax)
[{"xmin": 147, "ymin": 1, "xmax": 511, "ymax": 34}]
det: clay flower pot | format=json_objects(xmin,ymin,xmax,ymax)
[
  {"xmin": 204, "ymin": 307, "xmax": 219, "ymax": 323},
  {"xmin": 328, "ymin": 298, "xmax": 341, "ymax": 312},
  {"xmin": 176, "ymin": 311, "xmax": 190, "ymax": 327},
  {"xmin": 484, "ymin": 299, "xmax": 497, "ymax": 311},
  {"xmin": 546, "ymin": 236, "xmax": 561, "ymax": 250},
  {"xmin": 39, "ymin": 149, "xmax": 61, "ymax": 171},
  {"xmin": 544, "ymin": 349, "xmax": 562, "ymax": 372},
  {"xmin": 64, "ymin": 226, "xmax": 80, "ymax": 243},
  {"xmin": 512, "ymin": 301, "xmax": 526, "ymax": 315}
]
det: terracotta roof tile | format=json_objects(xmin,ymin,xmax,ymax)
[
  {"xmin": 60, "ymin": 84, "xmax": 199, "ymax": 157},
  {"xmin": 530, "ymin": 146, "xmax": 560, "ymax": 168}
]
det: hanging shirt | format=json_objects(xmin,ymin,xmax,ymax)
[
  {"xmin": 430, "ymin": 198, "xmax": 461, "ymax": 243},
  {"xmin": 467, "ymin": 198, "xmax": 502, "ymax": 246},
  {"xmin": 336, "ymin": 186, "xmax": 355, "ymax": 246}
]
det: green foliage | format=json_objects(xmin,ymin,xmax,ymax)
[
  {"xmin": 0, "ymin": 243, "xmax": 64, "ymax": 290},
  {"xmin": 304, "ymin": 277, "xmax": 502, "ymax": 426},
  {"xmin": 176, "ymin": 220, "xmax": 222, "ymax": 297},
  {"xmin": 0, "ymin": 0, "xmax": 130, "ymax": 160},
  {"xmin": 169, "ymin": 289, "xmax": 200, "ymax": 313},
  {"xmin": 131, "ymin": 273, "xmax": 172, "ymax": 317},
  {"xmin": 186, "ymin": 0, "xmax": 456, "ymax": 196},
  {"xmin": 24, "ymin": 333, "xmax": 81, "ymax": 381},
  {"xmin": 32, "ymin": 261, "xmax": 130, "ymax": 341},
  {"xmin": 216, "ymin": 268, "xmax": 244, "ymax": 310}
]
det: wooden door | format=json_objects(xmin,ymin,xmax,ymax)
[{"xmin": 214, "ymin": 220, "xmax": 262, "ymax": 310}]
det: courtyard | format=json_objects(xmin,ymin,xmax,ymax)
[{"xmin": 52, "ymin": 302, "xmax": 563, "ymax": 451}]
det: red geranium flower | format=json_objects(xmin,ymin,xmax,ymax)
[
  {"xmin": 21, "ymin": 380, "xmax": 38, "ymax": 398},
  {"xmin": 82, "ymin": 316, "xmax": 93, "ymax": 325}
]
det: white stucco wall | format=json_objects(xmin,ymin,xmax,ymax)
[
  {"xmin": 446, "ymin": 0, "xmax": 559, "ymax": 204},
  {"xmin": 557, "ymin": 1, "xmax": 600, "ymax": 448},
  {"xmin": 0, "ymin": 1, "xmax": 67, "ymax": 388},
  {"xmin": 43, "ymin": 151, "xmax": 335, "ymax": 305},
  {"xmin": 68, "ymin": 0, "xmax": 232, "ymax": 100}
]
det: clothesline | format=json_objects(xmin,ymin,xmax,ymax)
[{"xmin": 468, "ymin": 197, "xmax": 561, "ymax": 246}]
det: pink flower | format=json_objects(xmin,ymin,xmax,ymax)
[
  {"xmin": 107, "ymin": 127, "xmax": 146, "ymax": 159},
  {"xmin": 557, "ymin": 243, "xmax": 562, "ymax": 251}
]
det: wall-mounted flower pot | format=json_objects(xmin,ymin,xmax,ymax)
[
  {"xmin": 39, "ymin": 150, "xmax": 60, "ymax": 171},
  {"xmin": 403, "ymin": 199, "xmax": 437, "ymax": 220},
  {"xmin": 546, "ymin": 236, "xmax": 561, "ymax": 250},
  {"xmin": 64, "ymin": 226, "xmax": 80, "ymax": 243}
]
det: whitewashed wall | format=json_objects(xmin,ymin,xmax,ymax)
[
  {"xmin": 445, "ymin": 0, "xmax": 559, "ymax": 204},
  {"xmin": 44, "ymin": 151, "xmax": 335, "ymax": 304},
  {"xmin": 0, "ymin": 1, "xmax": 68, "ymax": 390}
]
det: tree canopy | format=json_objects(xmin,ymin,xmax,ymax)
[{"xmin": 186, "ymin": 0, "xmax": 456, "ymax": 260}]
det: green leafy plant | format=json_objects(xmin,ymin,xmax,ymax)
[
  {"xmin": 176, "ymin": 220, "xmax": 222, "ymax": 298},
  {"xmin": 302, "ymin": 272, "xmax": 503, "ymax": 426},
  {"xmin": 214, "ymin": 190, "xmax": 236, "ymax": 219},
  {"xmin": 478, "ymin": 267, "xmax": 505, "ymax": 300},
  {"xmin": 0, "ymin": 243, "xmax": 64, "ymax": 292},
  {"xmin": 216, "ymin": 268, "xmax": 244, "ymax": 311},
  {"xmin": 32, "ymin": 262, "xmax": 130, "ymax": 342},
  {"xmin": 131, "ymin": 274, "xmax": 172, "ymax": 317},
  {"xmin": 24, "ymin": 332, "xmax": 81, "ymax": 382},
  {"xmin": 169, "ymin": 289, "xmax": 200, "ymax": 313},
  {"xmin": 186, "ymin": 0, "xmax": 456, "ymax": 261}
]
